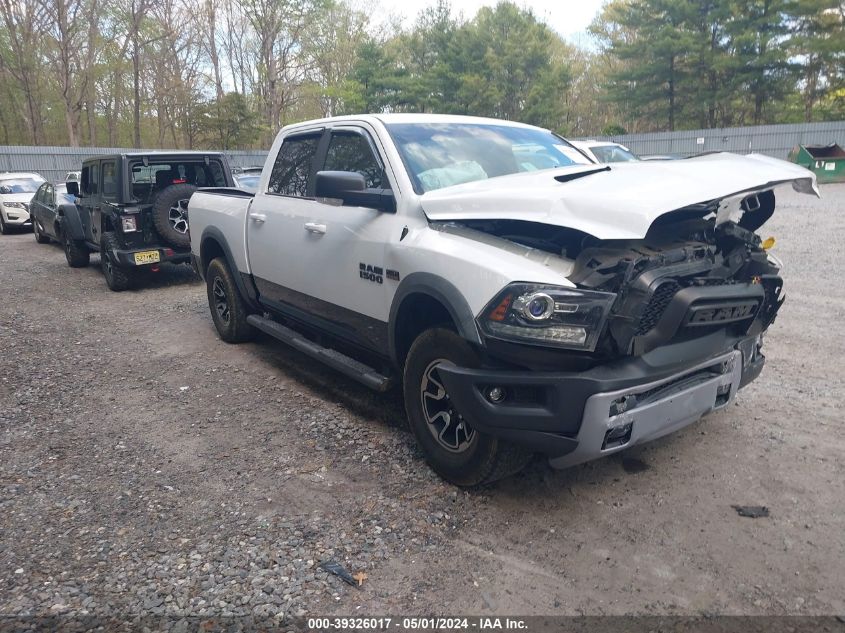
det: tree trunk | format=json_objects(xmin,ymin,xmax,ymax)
[{"xmin": 133, "ymin": 32, "xmax": 141, "ymax": 148}]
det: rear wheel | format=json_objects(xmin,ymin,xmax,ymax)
[
  {"xmin": 34, "ymin": 220, "xmax": 50, "ymax": 244},
  {"xmin": 403, "ymin": 328, "xmax": 533, "ymax": 487},
  {"xmin": 206, "ymin": 257, "xmax": 255, "ymax": 343},
  {"xmin": 100, "ymin": 232, "xmax": 134, "ymax": 291},
  {"xmin": 62, "ymin": 229, "xmax": 90, "ymax": 267}
]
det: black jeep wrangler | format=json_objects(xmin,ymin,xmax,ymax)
[{"xmin": 63, "ymin": 152, "xmax": 235, "ymax": 291}]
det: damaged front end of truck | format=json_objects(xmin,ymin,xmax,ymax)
[{"xmin": 422, "ymin": 153, "xmax": 818, "ymax": 467}]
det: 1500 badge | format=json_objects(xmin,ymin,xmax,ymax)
[{"xmin": 359, "ymin": 263, "xmax": 400, "ymax": 284}]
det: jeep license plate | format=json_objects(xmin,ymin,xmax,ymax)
[{"xmin": 133, "ymin": 250, "xmax": 161, "ymax": 265}]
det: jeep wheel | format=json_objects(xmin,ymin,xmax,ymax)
[
  {"xmin": 100, "ymin": 232, "xmax": 134, "ymax": 291},
  {"xmin": 62, "ymin": 230, "xmax": 90, "ymax": 267},
  {"xmin": 403, "ymin": 328, "xmax": 533, "ymax": 487},
  {"xmin": 206, "ymin": 257, "xmax": 255, "ymax": 343},
  {"xmin": 152, "ymin": 183, "xmax": 197, "ymax": 249},
  {"xmin": 34, "ymin": 220, "xmax": 50, "ymax": 244}
]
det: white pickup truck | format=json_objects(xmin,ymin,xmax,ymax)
[{"xmin": 189, "ymin": 114, "xmax": 817, "ymax": 486}]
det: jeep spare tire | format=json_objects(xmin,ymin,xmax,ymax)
[{"xmin": 152, "ymin": 183, "xmax": 197, "ymax": 248}]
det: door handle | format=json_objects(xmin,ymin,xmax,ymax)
[
  {"xmin": 249, "ymin": 212, "xmax": 266, "ymax": 223},
  {"xmin": 304, "ymin": 222, "xmax": 326, "ymax": 235}
]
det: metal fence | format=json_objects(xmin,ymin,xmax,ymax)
[
  {"xmin": 576, "ymin": 120, "xmax": 845, "ymax": 159},
  {"xmin": 0, "ymin": 146, "xmax": 269, "ymax": 183},
  {"xmin": 2, "ymin": 120, "xmax": 843, "ymax": 181}
]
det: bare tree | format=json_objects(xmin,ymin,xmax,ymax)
[{"xmin": 0, "ymin": 0, "xmax": 48, "ymax": 144}]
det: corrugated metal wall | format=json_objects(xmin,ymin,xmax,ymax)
[
  {"xmin": 576, "ymin": 120, "xmax": 845, "ymax": 159},
  {"xmin": 1, "ymin": 119, "xmax": 843, "ymax": 180},
  {"xmin": 0, "ymin": 146, "xmax": 269, "ymax": 183}
]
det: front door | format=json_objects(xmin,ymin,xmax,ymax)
[{"xmin": 292, "ymin": 127, "xmax": 397, "ymax": 345}]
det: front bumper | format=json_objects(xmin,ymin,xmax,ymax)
[
  {"xmin": 437, "ymin": 337, "xmax": 764, "ymax": 468},
  {"xmin": 108, "ymin": 245, "xmax": 191, "ymax": 267},
  {"xmin": 2, "ymin": 206, "xmax": 31, "ymax": 226}
]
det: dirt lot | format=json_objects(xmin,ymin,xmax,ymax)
[{"xmin": 1, "ymin": 184, "xmax": 843, "ymax": 626}]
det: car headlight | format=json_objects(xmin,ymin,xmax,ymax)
[
  {"xmin": 3, "ymin": 202, "xmax": 25, "ymax": 209},
  {"xmin": 121, "ymin": 215, "xmax": 138, "ymax": 232},
  {"xmin": 478, "ymin": 283, "xmax": 616, "ymax": 351}
]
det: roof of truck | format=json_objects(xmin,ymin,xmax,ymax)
[{"xmin": 282, "ymin": 113, "xmax": 540, "ymax": 133}]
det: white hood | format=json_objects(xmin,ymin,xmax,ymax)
[
  {"xmin": 0, "ymin": 193, "xmax": 36, "ymax": 205},
  {"xmin": 420, "ymin": 153, "xmax": 819, "ymax": 240}
]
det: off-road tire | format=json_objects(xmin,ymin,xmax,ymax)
[
  {"xmin": 62, "ymin": 229, "xmax": 90, "ymax": 267},
  {"xmin": 206, "ymin": 257, "xmax": 255, "ymax": 343},
  {"xmin": 403, "ymin": 328, "xmax": 533, "ymax": 487},
  {"xmin": 152, "ymin": 183, "xmax": 197, "ymax": 249},
  {"xmin": 100, "ymin": 232, "xmax": 134, "ymax": 291},
  {"xmin": 34, "ymin": 220, "xmax": 50, "ymax": 243}
]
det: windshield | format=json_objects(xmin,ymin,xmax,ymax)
[
  {"xmin": 386, "ymin": 123, "xmax": 591, "ymax": 193},
  {"xmin": 0, "ymin": 177, "xmax": 45, "ymax": 193},
  {"xmin": 591, "ymin": 145, "xmax": 639, "ymax": 163}
]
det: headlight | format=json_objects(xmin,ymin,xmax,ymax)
[
  {"xmin": 3, "ymin": 202, "xmax": 25, "ymax": 209},
  {"xmin": 121, "ymin": 216, "xmax": 138, "ymax": 232},
  {"xmin": 479, "ymin": 283, "xmax": 616, "ymax": 351}
]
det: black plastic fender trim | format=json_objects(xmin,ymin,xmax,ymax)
[
  {"xmin": 57, "ymin": 204, "xmax": 87, "ymax": 241},
  {"xmin": 388, "ymin": 272, "xmax": 483, "ymax": 366},
  {"xmin": 199, "ymin": 226, "xmax": 260, "ymax": 310}
]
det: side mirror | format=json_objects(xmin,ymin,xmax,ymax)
[
  {"xmin": 66, "ymin": 181, "xmax": 79, "ymax": 196},
  {"xmin": 314, "ymin": 170, "xmax": 395, "ymax": 213}
]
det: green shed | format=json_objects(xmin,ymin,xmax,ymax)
[{"xmin": 788, "ymin": 143, "xmax": 845, "ymax": 184}]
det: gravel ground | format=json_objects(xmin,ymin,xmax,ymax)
[{"xmin": 1, "ymin": 184, "xmax": 843, "ymax": 627}]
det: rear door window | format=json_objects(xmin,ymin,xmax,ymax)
[
  {"xmin": 267, "ymin": 134, "xmax": 321, "ymax": 197},
  {"xmin": 102, "ymin": 161, "xmax": 118, "ymax": 200}
]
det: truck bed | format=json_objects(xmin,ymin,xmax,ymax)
[{"xmin": 189, "ymin": 189, "xmax": 255, "ymax": 277}]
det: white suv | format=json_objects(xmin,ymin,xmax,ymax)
[{"xmin": 0, "ymin": 172, "xmax": 46, "ymax": 234}]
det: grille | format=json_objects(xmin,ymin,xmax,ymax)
[{"xmin": 635, "ymin": 281, "xmax": 681, "ymax": 335}]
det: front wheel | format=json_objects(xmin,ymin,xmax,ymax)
[
  {"xmin": 206, "ymin": 257, "xmax": 255, "ymax": 343},
  {"xmin": 100, "ymin": 232, "xmax": 134, "ymax": 291},
  {"xmin": 403, "ymin": 328, "xmax": 533, "ymax": 487}
]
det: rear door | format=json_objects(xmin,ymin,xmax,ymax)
[
  {"xmin": 31, "ymin": 183, "xmax": 49, "ymax": 232},
  {"xmin": 78, "ymin": 162, "xmax": 99, "ymax": 244},
  {"xmin": 246, "ymin": 130, "xmax": 324, "ymax": 304}
]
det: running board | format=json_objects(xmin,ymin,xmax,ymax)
[{"xmin": 246, "ymin": 314, "xmax": 393, "ymax": 392}]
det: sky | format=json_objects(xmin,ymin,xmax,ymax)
[{"xmin": 383, "ymin": 0, "xmax": 606, "ymax": 44}]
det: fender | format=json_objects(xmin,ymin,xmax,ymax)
[
  {"xmin": 388, "ymin": 272, "xmax": 483, "ymax": 366},
  {"xmin": 199, "ymin": 226, "xmax": 260, "ymax": 310},
  {"xmin": 57, "ymin": 203, "xmax": 86, "ymax": 241}
]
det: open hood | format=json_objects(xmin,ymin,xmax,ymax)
[{"xmin": 420, "ymin": 153, "xmax": 819, "ymax": 240}]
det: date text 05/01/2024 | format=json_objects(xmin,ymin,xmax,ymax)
[{"xmin": 306, "ymin": 617, "xmax": 528, "ymax": 630}]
